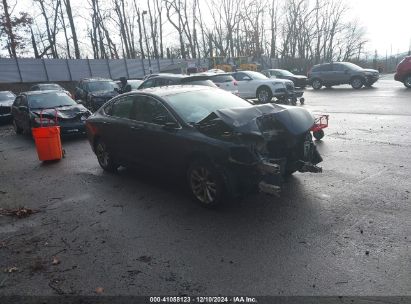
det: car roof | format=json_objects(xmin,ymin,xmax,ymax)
[
  {"xmin": 19, "ymin": 90, "xmax": 69, "ymax": 96},
  {"xmin": 34, "ymin": 83, "xmax": 61, "ymax": 86},
  {"xmin": 128, "ymin": 85, "xmax": 216, "ymax": 98},
  {"xmin": 81, "ymin": 78, "xmax": 113, "ymax": 82}
]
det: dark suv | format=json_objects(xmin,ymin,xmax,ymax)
[
  {"xmin": 394, "ymin": 56, "xmax": 411, "ymax": 88},
  {"xmin": 74, "ymin": 78, "xmax": 119, "ymax": 111},
  {"xmin": 308, "ymin": 62, "xmax": 379, "ymax": 90}
]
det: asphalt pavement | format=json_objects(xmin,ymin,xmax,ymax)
[{"xmin": 0, "ymin": 76, "xmax": 410, "ymax": 297}]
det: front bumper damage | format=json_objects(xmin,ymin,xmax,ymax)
[{"xmin": 198, "ymin": 103, "xmax": 323, "ymax": 197}]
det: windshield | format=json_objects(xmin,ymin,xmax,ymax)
[
  {"xmin": 88, "ymin": 81, "xmax": 119, "ymax": 92},
  {"xmin": 277, "ymin": 70, "xmax": 294, "ymax": 77},
  {"xmin": 128, "ymin": 80, "xmax": 143, "ymax": 89},
  {"xmin": 342, "ymin": 62, "xmax": 363, "ymax": 71},
  {"xmin": 211, "ymin": 74, "xmax": 235, "ymax": 83},
  {"xmin": 247, "ymin": 71, "xmax": 268, "ymax": 80},
  {"xmin": 39, "ymin": 84, "xmax": 63, "ymax": 90},
  {"xmin": 28, "ymin": 92, "xmax": 77, "ymax": 109},
  {"xmin": 164, "ymin": 89, "xmax": 252, "ymax": 124},
  {"xmin": 0, "ymin": 91, "xmax": 15, "ymax": 101},
  {"xmin": 183, "ymin": 79, "xmax": 217, "ymax": 87}
]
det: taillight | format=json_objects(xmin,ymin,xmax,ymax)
[{"xmin": 233, "ymin": 81, "xmax": 238, "ymax": 86}]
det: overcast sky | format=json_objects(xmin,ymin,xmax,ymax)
[{"xmin": 344, "ymin": 0, "xmax": 411, "ymax": 55}]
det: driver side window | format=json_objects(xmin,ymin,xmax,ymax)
[
  {"xmin": 234, "ymin": 72, "xmax": 250, "ymax": 81},
  {"xmin": 131, "ymin": 96, "xmax": 174, "ymax": 125}
]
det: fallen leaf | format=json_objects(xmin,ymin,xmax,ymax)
[
  {"xmin": 52, "ymin": 257, "xmax": 60, "ymax": 265},
  {"xmin": 0, "ymin": 207, "xmax": 38, "ymax": 218},
  {"xmin": 4, "ymin": 266, "xmax": 18, "ymax": 273},
  {"xmin": 95, "ymin": 287, "xmax": 104, "ymax": 294}
]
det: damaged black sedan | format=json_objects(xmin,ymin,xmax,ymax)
[{"xmin": 86, "ymin": 86, "xmax": 322, "ymax": 207}]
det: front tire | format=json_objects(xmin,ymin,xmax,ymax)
[
  {"xmin": 257, "ymin": 87, "xmax": 272, "ymax": 103},
  {"xmin": 404, "ymin": 75, "xmax": 411, "ymax": 88},
  {"xmin": 187, "ymin": 159, "xmax": 225, "ymax": 208},
  {"xmin": 351, "ymin": 77, "xmax": 364, "ymax": 89},
  {"xmin": 95, "ymin": 139, "xmax": 118, "ymax": 172},
  {"xmin": 312, "ymin": 79, "xmax": 322, "ymax": 90},
  {"xmin": 13, "ymin": 119, "xmax": 23, "ymax": 134}
]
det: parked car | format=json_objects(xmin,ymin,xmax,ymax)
[
  {"xmin": 231, "ymin": 70, "xmax": 304, "ymax": 104},
  {"xmin": 308, "ymin": 62, "xmax": 379, "ymax": 90},
  {"xmin": 30, "ymin": 83, "xmax": 66, "ymax": 92},
  {"xmin": 195, "ymin": 72, "xmax": 239, "ymax": 95},
  {"xmin": 261, "ymin": 69, "xmax": 308, "ymax": 88},
  {"xmin": 394, "ymin": 56, "xmax": 411, "ymax": 88},
  {"xmin": 74, "ymin": 78, "xmax": 119, "ymax": 111},
  {"xmin": 0, "ymin": 91, "xmax": 16, "ymax": 123},
  {"xmin": 137, "ymin": 74, "xmax": 218, "ymax": 90},
  {"xmin": 85, "ymin": 86, "xmax": 322, "ymax": 207},
  {"xmin": 12, "ymin": 90, "xmax": 91, "ymax": 136}
]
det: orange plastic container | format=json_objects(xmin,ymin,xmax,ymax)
[{"xmin": 32, "ymin": 110, "xmax": 63, "ymax": 161}]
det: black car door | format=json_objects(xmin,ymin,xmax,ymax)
[
  {"xmin": 100, "ymin": 96, "xmax": 136, "ymax": 164},
  {"xmin": 129, "ymin": 95, "xmax": 183, "ymax": 171}
]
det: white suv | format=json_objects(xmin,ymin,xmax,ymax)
[{"xmin": 232, "ymin": 71, "xmax": 303, "ymax": 104}]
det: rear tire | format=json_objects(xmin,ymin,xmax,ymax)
[
  {"xmin": 13, "ymin": 119, "xmax": 23, "ymax": 135},
  {"xmin": 311, "ymin": 79, "xmax": 322, "ymax": 90},
  {"xmin": 187, "ymin": 159, "xmax": 225, "ymax": 208},
  {"xmin": 351, "ymin": 77, "xmax": 364, "ymax": 89},
  {"xmin": 404, "ymin": 75, "xmax": 411, "ymax": 88},
  {"xmin": 95, "ymin": 139, "xmax": 118, "ymax": 172}
]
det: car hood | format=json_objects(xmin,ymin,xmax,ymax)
[
  {"xmin": 197, "ymin": 104, "xmax": 314, "ymax": 138},
  {"xmin": 90, "ymin": 90, "xmax": 118, "ymax": 98},
  {"xmin": 0, "ymin": 99, "xmax": 14, "ymax": 106},
  {"xmin": 291, "ymin": 75, "xmax": 307, "ymax": 80},
  {"xmin": 31, "ymin": 104, "xmax": 90, "ymax": 119},
  {"xmin": 363, "ymin": 69, "xmax": 379, "ymax": 74}
]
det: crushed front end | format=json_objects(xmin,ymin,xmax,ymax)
[{"xmin": 196, "ymin": 104, "xmax": 322, "ymax": 197}]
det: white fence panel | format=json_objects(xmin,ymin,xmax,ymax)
[{"xmin": 44, "ymin": 59, "xmax": 71, "ymax": 81}]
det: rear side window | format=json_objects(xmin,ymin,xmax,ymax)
[
  {"xmin": 312, "ymin": 65, "xmax": 332, "ymax": 72},
  {"xmin": 333, "ymin": 64, "xmax": 346, "ymax": 71},
  {"xmin": 211, "ymin": 75, "xmax": 235, "ymax": 83},
  {"xmin": 111, "ymin": 97, "xmax": 134, "ymax": 119}
]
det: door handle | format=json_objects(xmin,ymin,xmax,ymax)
[{"xmin": 102, "ymin": 121, "xmax": 111, "ymax": 125}]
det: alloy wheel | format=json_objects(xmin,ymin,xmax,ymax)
[
  {"xmin": 258, "ymin": 89, "xmax": 270, "ymax": 103},
  {"xmin": 351, "ymin": 78, "xmax": 363, "ymax": 89},
  {"xmin": 312, "ymin": 80, "xmax": 322, "ymax": 90},
  {"xmin": 189, "ymin": 166, "xmax": 218, "ymax": 205},
  {"xmin": 96, "ymin": 142, "xmax": 109, "ymax": 168}
]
